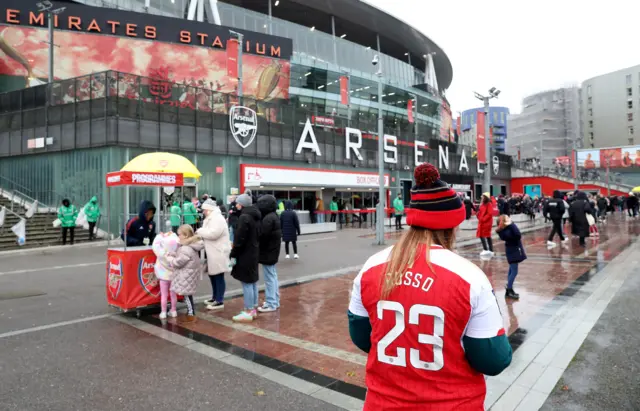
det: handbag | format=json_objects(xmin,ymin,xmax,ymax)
[{"xmin": 586, "ymin": 213, "xmax": 596, "ymax": 226}]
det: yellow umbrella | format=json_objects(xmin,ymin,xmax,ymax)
[
  {"xmin": 121, "ymin": 152, "xmax": 202, "ymax": 179},
  {"xmin": 632, "ymin": 186, "xmax": 640, "ymax": 193}
]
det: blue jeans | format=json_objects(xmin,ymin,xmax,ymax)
[
  {"xmin": 209, "ymin": 274, "xmax": 225, "ymax": 304},
  {"xmin": 229, "ymin": 226, "xmax": 235, "ymax": 243},
  {"xmin": 507, "ymin": 263, "xmax": 519, "ymax": 289},
  {"xmin": 317, "ymin": 213, "xmax": 325, "ymax": 223},
  {"xmin": 262, "ymin": 264, "xmax": 280, "ymax": 308},
  {"xmin": 241, "ymin": 281, "xmax": 258, "ymax": 310}
]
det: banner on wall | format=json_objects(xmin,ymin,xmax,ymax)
[
  {"xmin": 476, "ymin": 111, "xmax": 486, "ymax": 163},
  {"xmin": 576, "ymin": 146, "xmax": 640, "ymax": 169},
  {"xmin": 0, "ymin": 2, "xmax": 291, "ymax": 99},
  {"xmin": 339, "ymin": 76, "xmax": 349, "ymax": 106},
  {"xmin": 226, "ymin": 39, "xmax": 239, "ymax": 79},
  {"xmin": 407, "ymin": 99, "xmax": 414, "ymax": 123}
]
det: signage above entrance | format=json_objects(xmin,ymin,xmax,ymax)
[
  {"xmin": 229, "ymin": 106, "xmax": 258, "ymax": 149},
  {"xmin": 241, "ymin": 165, "xmax": 389, "ymax": 190},
  {"xmin": 2, "ymin": 0, "xmax": 293, "ymax": 59}
]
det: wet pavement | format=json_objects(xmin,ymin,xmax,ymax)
[
  {"xmin": 3, "ymin": 213, "xmax": 640, "ymax": 410},
  {"xmin": 139, "ymin": 213, "xmax": 640, "ymax": 409}
]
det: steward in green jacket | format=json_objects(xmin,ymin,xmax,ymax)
[{"xmin": 170, "ymin": 201, "xmax": 182, "ymax": 232}]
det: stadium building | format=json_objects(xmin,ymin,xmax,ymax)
[{"xmin": 0, "ymin": 0, "xmax": 512, "ymax": 227}]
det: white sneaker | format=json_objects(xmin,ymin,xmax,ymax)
[
  {"xmin": 479, "ymin": 250, "xmax": 490, "ymax": 257},
  {"xmin": 488, "ymin": 251, "xmax": 495, "ymax": 257},
  {"xmin": 168, "ymin": 311, "xmax": 178, "ymax": 318},
  {"xmin": 547, "ymin": 241, "xmax": 557, "ymax": 248},
  {"xmin": 257, "ymin": 305, "xmax": 277, "ymax": 313},
  {"xmin": 159, "ymin": 312, "xmax": 167, "ymax": 320},
  {"xmin": 562, "ymin": 237, "xmax": 570, "ymax": 243},
  {"xmin": 285, "ymin": 255, "xmax": 290, "ymax": 259},
  {"xmin": 294, "ymin": 254, "xmax": 299, "ymax": 259}
]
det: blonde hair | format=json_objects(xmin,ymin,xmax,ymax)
[
  {"xmin": 381, "ymin": 227, "xmax": 456, "ymax": 298},
  {"xmin": 177, "ymin": 224, "xmax": 195, "ymax": 238}
]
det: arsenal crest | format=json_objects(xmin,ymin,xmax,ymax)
[
  {"xmin": 107, "ymin": 256, "xmax": 123, "ymax": 300},
  {"xmin": 138, "ymin": 256, "xmax": 160, "ymax": 297},
  {"xmin": 229, "ymin": 106, "xmax": 258, "ymax": 149}
]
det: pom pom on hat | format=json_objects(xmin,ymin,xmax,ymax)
[{"xmin": 414, "ymin": 163, "xmax": 440, "ymax": 188}]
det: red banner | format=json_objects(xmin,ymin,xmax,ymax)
[
  {"xmin": 339, "ymin": 76, "xmax": 349, "ymax": 106},
  {"xmin": 456, "ymin": 116, "xmax": 461, "ymax": 136},
  {"xmin": 106, "ymin": 171, "xmax": 185, "ymax": 187},
  {"xmin": 476, "ymin": 111, "xmax": 486, "ymax": 163},
  {"xmin": 226, "ymin": 39, "xmax": 239, "ymax": 79},
  {"xmin": 312, "ymin": 116, "xmax": 335, "ymax": 127},
  {"xmin": 572, "ymin": 150, "xmax": 576, "ymax": 178},
  {"xmin": 408, "ymin": 99, "xmax": 415, "ymax": 124},
  {"xmin": 600, "ymin": 148, "xmax": 622, "ymax": 168}
]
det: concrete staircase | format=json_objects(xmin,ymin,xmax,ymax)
[{"xmin": 0, "ymin": 196, "xmax": 94, "ymax": 251}]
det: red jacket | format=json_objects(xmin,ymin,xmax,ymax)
[{"xmin": 476, "ymin": 202, "xmax": 494, "ymax": 238}]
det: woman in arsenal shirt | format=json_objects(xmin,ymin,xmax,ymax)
[{"xmin": 348, "ymin": 163, "xmax": 512, "ymax": 410}]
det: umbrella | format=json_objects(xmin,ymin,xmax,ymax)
[
  {"xmin": 120, "ymin": 152, "xmax": 202, "ymax": 179},
  {"xmin": 632, "ymin": 186, "xmax": 640, "ymax": 193}
]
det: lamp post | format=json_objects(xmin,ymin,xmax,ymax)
[
  {"xmin": 229, "ymin": 30, "xmax": 244, "ymax": 105},
  {"xmin": 374, "ymin": 55, "xmax": 385, "ymax": 246},
  {"xmin": 474, "ymin": 87, "xmax": 501, "ymax": 196},
  {"xmin": 36, "ymin": 1, "xmax": 66, "ymax": 84}
]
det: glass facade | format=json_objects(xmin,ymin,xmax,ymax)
[{"xmin": 72, "ymin": 0, "xmax": 442, "ymax": 129}]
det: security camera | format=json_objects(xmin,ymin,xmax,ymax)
[{"xmin": 372, "ymin": 55, "xmax": 379, "ymax": 66}]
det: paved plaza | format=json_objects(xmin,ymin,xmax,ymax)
[{"xmin": 1, "ymin": 215, "xmax": 640, "ymax": 410}]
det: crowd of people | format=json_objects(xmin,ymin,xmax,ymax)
[{"xmin": 119, "ymin": 188, "xmax": 302, "ymax": 323}]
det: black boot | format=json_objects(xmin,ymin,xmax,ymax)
[{"xmin": 505, "ymin": 288, "xmax": 520, "ymax": 300}]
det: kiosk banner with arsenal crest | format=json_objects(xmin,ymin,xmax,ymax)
[{"xmin": 107, "ymin": 247, "xmax": 160, "ymax": 310}]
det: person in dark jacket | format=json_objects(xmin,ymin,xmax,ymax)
[
  {"xmin": 280, "ymin": 200, "xmax": 301, "ymax": 259},
  {"xmin": 596, "ymin": 195, "xmax": 608, "ymax": 221},
  {"xmin": 256, "ymin": 195, "xmax": 282, "ymax": 313},
  {"xmin": 463, "ymin": 195, "xmax": 476, "ymax": 220},
  {"xmin": 230, "ymin": 194, "xmax": 262, "ymax": 322},
  {"xmin": 123, "ymin": 200, "xmax": 156, "ymax": 247},
  {"xmin": 569, "ymin": 191, "xmax": 592, "ymax": 247},
  {"xmin": 626, "ymin": 193, "xmax": 639, "ymax": 218},
  {"xmin": 227, "ymin": 196, "xmax": 239, "ymax": 242},
  {"xmin": 216, "ymin": 198, "xmax": 228, "ymax": 219},
  {"xmin": 544, "ymin": 190, "xmax": 567, "ymax": 247},
  {"xmin": 497, "ymin": 195, "xmax": 509, "ymax": 216},
  {"xmin": 496, "ymin": 216, "xmax": 527, "ymax": 299}
]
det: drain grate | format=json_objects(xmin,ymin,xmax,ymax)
[{"xmin": 0, "ymin": 291, "xmax": 47, "ymax": 301}]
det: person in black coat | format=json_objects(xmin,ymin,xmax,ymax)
[
  {"xmin": 227, "ymin": 196, "xmax": 239, "ymax": 242},
  {"xmin": 596, "ymin": 195, "xmax": 608, "ymax": 221},
  {"xmin": 463, "ymin": 196, "xmax": 476, "ymax": 220},
  {"xmin": 544, "ymin": 190, "xmax": 567, "ymax": 246},
  {"xmin": 256, "ymin": 195, "xmax": 282, "ymax": 312},
  {"xmin": 280, "ymin": 200, "xmax": 301, "ymax": 259},
  {"xmin": 496, "ymin": 215, "xmax": 527, "ymax": 299},
  {"xmin": 230, "ymin": 194, "xmax": 262, "ymax": 322},
  {"xmin": 627, "ymin": 193, "xmax": 639, "ymax": 217},
  {"xmin": 569, "ymin": 191, "xmax": 592, "ymax": 247}
]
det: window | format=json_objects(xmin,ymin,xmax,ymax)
[
  {"xmin": 589, "ymin": 132, "xmax": 594, "ymax": 139},
  {"xmin": 588, "ymin": 108, "xmax": 593, "ymax": 116},
  {"xmin": 629, "ymin": 126, "xmax": 635, "ymax": 135},
  {"xmin": 587, "ymin": 85, "xmax": 592, "ymax": 96},
  {"xmin": 589, "ymin": 120, "xmax": 593, "ymax": 128},
  {"xmin": 629, "ymin": 138, "xmax": 635, "ymax": 145},
  {"xmin": 629, "ymin": 101, "xmax": 634, "ymax": 109},
  {"xmin": 628, "ymin": 113, "xmax": 634, "ymax": 121},
  {"xmin": 626, "ymin": 74, "xmax": 632, "ymax": 85},
  {"xmin": 627, "ymin": 87, "xmax": 633, "ymax": 97},
  {"xmin": 588, "ymin": 96, "xmax": 592, "ymax": 104}
]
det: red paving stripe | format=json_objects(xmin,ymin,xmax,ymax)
[{"xmin": 146, "ymin": 315, "xmax": 368, "ymax": 390}]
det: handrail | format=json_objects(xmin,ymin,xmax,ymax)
[
  {"xmin": 511, "ymin": 165, "xmax": 635, "ymax": 191},
  {"xmin": 0, "ymin": 175, "xmax": 34, "ymax": 196}
]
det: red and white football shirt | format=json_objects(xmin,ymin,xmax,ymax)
[{"xmin": 348, "ymin": 244, "xmax": 505, "ymax": 411}]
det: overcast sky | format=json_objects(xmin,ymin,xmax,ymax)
[{"xmin": 366, "ymin": 0, "xmax": 640, "ymax": 115}]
